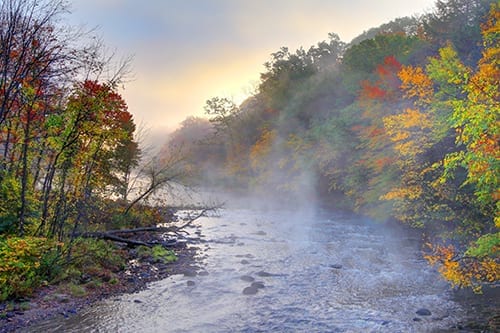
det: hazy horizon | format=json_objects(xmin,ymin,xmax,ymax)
[{"xmin": 69, "ymin": 0, "xmax": 436, "ymax": 143}]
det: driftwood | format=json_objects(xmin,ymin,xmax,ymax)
[{"xmin": 76, "ymin": 207, "xmax": 217, "ymax": 247}]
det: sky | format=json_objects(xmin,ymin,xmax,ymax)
[{"xmin": 69, "ymin": 0, "xmax": 436, "ymax": 142}]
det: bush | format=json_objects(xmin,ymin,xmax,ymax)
[
  {"xmin": 67, "ymin": 238, "xmax": 126, "ymax": 275},
  {"xmin": 0, "ymin": 237, "xmax": 61, "ymax": 301}
]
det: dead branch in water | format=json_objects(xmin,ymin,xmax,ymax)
[{"xmin": 76, "ymin": 206, "xmax": 220, "ymax": 247}]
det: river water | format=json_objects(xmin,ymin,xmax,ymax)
[{"xmin": 23, "ymin": 205, "xmax": 496, "ymax": 332}]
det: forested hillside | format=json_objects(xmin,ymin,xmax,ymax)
[{"xmin": 161, "ymin": 0, "xmax": 499, "ymax": 291}]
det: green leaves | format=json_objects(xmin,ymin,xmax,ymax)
[{"xmin": 466, "ymin": 232, "xmax": 500, "ymax": 258}]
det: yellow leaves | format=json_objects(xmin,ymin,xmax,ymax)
[
  {"xmin": 398, "ymin": 65, "xmax": 433, "ymax": 104},
  {"xmin": 381, "ymin": 185, "xmax": 423, "ymax": 201},
  {"xmin": 383, "ymin": 108, "xmax": 435, "ymax": 157},
  {"xmin": 427, "ymin": 44, "xmax": 470, "ymax": 90},
  {"xmin": 0, "ymin": 236, "xmax": 62, "ymax": 300},
  {"xmin": 425, "ymin": 242, "xmax": 500, "ymax": 293},
  {"xmin": 480, "ymin": 2, "xmax": 500, "ymax": 49},
  {"xmin": 480, "ymin": 258, "xmax": 500, "ymax": 282}
]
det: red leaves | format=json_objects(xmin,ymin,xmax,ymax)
[
  {"xmin": 360, "ymin": 80, "xmax": 386, "ymax": 99},
  {"xmin": 360, "ymin": 55, "xmax": 403, "ymax": 104}
]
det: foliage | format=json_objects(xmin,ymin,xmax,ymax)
[
  {"xmin": 137, "ymin": 245, "xmax": 177, "ymax": 264},
  {"xmin": 0, "ymin": 236, "xmax": 61, "ymax": 301},
  {"xmin": 166, "ymin": 0, "xmax": 500, "ymax": 292},
  {"xmin": 1, "ymin": 0, "xmax": 498, "ymax": 298},
  {"xmin": 425, "ymin": 242, "xmax": 499, "ymax": 293},
  {"xmin": 68, "ymin": 238, "xmax": 126, "ymax": 274}
]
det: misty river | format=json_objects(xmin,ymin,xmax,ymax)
[{"xmin": 23, "ymin": 203, "xmax": 497, "ymax": 332}]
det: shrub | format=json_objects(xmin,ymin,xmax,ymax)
[{"xmin": 0, "ymin": 236, "xmax": 61, "ymax": 301}]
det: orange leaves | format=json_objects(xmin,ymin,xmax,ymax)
[
  {"xmin": 398, "ymin": 65, "xmax": 434, "ymax": 104},
  {"xmin": 249, "ymin": 129, "xmax": 276, "ymax": 172},
  {"xmin": 381, "ymin": 185, "xmax": 423, "ymax": 201},
  {"xmin": 480, "ymin": 2, "xmax": 500, "ymax": 49},
  {"xmin": 424, "ymin": 242, "xmax": 500, "ymax": 293}
]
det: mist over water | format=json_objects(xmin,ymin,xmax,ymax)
[{"xmin": 24, "ymin": 190, "xmax": 488, "ymax": 333}]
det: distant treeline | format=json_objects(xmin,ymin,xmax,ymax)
[{"xmin": 160, "ymin": 0, "xmax": 499, "ymax": 291}]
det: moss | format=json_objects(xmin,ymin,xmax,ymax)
[
  {"xmin": 151, "ymin": 245, "xmax": 177, "ymax": 264},
  {"xmin": 136, "ymin": 245, "xmax": 177, "ymax": 264}
]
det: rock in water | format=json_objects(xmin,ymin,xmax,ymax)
[
  {"xmin": 242, "ymin": 286, "xmax": 258, "ymax": 295},
  {"xmin": 240, "ymin": 275, "xmax": 255, "ymax": 282},
  {"xmin": 416, "ymin": 308, "xmax": 432, "ymax": 316},
  {"xmin": 256, "ymin": 271, "xmax": 273, "ymax": 277}
]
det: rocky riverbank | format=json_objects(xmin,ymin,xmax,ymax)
[{"xmin": 0, "ymin": 237, "xmax": 202, "ymax": 333}]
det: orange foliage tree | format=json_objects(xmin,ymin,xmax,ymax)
[{"xmin": 385, "ymin": 3, "xmax": 499, "ymax": 291}]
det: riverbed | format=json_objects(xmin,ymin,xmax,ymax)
[{"xmin": 22, "ymin": 205, "xmax": 497, "ymax": 332}]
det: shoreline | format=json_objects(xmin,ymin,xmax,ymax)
[{"xmin": 0, "ymin": 239, "xmax": 202, "ymax": 333}]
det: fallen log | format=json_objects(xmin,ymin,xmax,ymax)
[
  {"xmin": 74, "ymin": 206, "xmax": 219, "ymax": 247},
  {"xmin": 77, "ymin": 231, "xmax": 153, "ymax": 247}
]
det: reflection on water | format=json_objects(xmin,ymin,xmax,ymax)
[{"xmin": 24, "ymin": 208, "xmax": 483, "ymax": 332}]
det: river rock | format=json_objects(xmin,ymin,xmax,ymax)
[
  {"xmin": 416, "ymin": 308, "xmax": 432, "ymax": 316},
  {"xmin": 256, "ymin": 271, "xmax": 273, "ymax": 277},
  {"xmin": 240, "ymin": 259, "xmax": 250, "ymax": 264},
  {"xmin": 186, "ymin": 280, "xmax": 195, "ymax": 286},
  {"xmin": 243, "ymin": 286, "xmax": 259, "ymax": 295},
  {"xmin": 240, "ymin": 275, "xmax": 255, "ymax": 282},
  {"xmin": 330, "ymin": 264, "xmax": 343, "ymax": 269}
]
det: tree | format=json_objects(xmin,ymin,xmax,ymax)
[
  {"xmin": 421, "ymin": 0, "xmax": 496, "ymax": 65},
  {"xmin": 386, "ymin": 3, "xmax": 499, "ymax": 291}
]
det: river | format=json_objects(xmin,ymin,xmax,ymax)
[{"xmin": 23, "ymin": 204, "xmax": 498, "ymax": 332}]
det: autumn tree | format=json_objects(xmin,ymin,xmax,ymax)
[
  {"xmin": 0, "ymin": 0, "xmax": 81, "ymax": 235},
  {"xmin": 383, "ymin": 3, "xmax": 499, "ymax": 291}
]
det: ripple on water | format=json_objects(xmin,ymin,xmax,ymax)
[{"xmin": 22, "ymin": 209, "xmax": 477, "ymax": 332}]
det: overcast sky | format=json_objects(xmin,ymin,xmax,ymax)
[{"xmin": 69, "ymin": 0, "xmax": 436, "ymax": 140}]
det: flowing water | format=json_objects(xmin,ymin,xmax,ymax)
[{"xmin": 23, "ymin": 206, "xmax": 496, "ymax": 332}]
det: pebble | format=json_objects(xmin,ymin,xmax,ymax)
[{"xmin": 416, "ymin": 308, "xmax": 432, "ymax": 316}]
